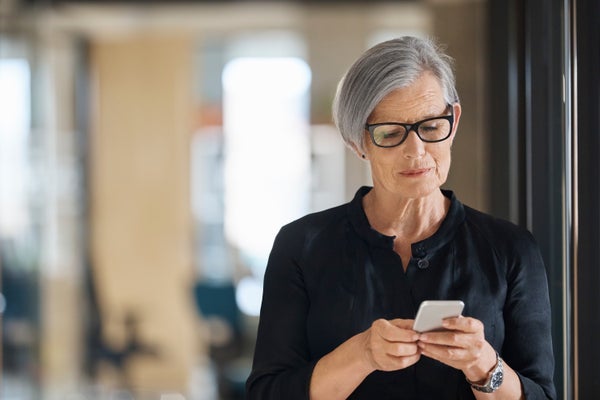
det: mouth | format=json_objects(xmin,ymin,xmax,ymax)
[{"xmin": 399, "ymin": 167, "xmax": 433, "ymax": 177}]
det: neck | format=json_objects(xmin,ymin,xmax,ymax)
[{"xmin": 363, "ymin": 188, "xmax": 449, "ymax": 242}]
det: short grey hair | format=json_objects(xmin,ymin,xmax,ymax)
[{"xmin": 332, "ymin": 36, "xmax": 459, "ymax": 152}]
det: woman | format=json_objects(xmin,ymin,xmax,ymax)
[{"xmin": 246, "ymin": 36, "xmax": 556, "ymax": 399}]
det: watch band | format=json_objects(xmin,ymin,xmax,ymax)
[{"xmin": 466, "ymin": 351, "xmax": 504, "ymax": 393}]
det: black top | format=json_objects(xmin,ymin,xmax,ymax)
[{"xmin": 246, "ymin": 187, "xmax": 556, "ymax": 399}]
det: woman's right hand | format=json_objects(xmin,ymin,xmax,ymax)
[
  {"xmin": 360, "ymin": 318, "xmax": 422, "ymax": 372},
  {"xmin": 309, "ymin": 318, "xmax": 421, "ymax": 400}
]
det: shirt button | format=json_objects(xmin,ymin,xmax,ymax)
[{"xmin": 417, "ymin": 258, "xmax": 429, "ymax": 269}]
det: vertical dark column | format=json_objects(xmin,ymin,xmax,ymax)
[
  {"xmin": 523, "ymin": 0, "xmax": 571, "ymax": 396},
  {"xmin": 575, "ymin": 0, "xmax": 600, "ymax": 397},
  {"xmin": 488, "ymin": 0, "xmax": 526, "ymax": 224},
  {"xmin": 489, "ymin": 0, "xmax": 572, "ymax": 397}
]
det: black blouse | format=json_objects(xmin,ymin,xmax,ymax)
[{"xmin": 246, "ymin": 187, "xmax": 556, "ymax": 399}]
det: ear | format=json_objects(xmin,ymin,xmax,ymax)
[
  {"xmin": 349, "ymin": 141, "xmax": 368, "ymax": 161},
  {"xmin": 449, "ymin": 103, "xmax": 462, "ymax": 145}
]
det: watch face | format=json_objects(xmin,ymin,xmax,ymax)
[
  {"xmin": 491, "ymin": 370, "xmax": 504, "ymax": 389},
  {"xmin": 469, "ymin": 354, "xmax": 504, "ymax": 393}
]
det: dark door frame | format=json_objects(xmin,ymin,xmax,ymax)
[
  {"xmin": 489, "ymin": 0, "xmax": 571, "ymax": 397},
  {"xmin": 490, "ymin": 0, "xmax": 600, "ymax": 398},
  {"xmin": 573, "ymin": 0, "xmax": 600, "ymax": 398}
]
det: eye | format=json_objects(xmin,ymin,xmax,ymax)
[
  {"xmin": 420, "ymin": 121, "xmax": 442, "ymax": 133},
  {"xmin": 370, "ymin": 124, "xmax": 408, "ymax": 146},
  {"xmin": 417, "ymin": 118, "xmax": 452, "ymax": 141},
  {"xmin": 382, "ymin": 129, "xmax": 403, "ymax": 139},
  {"xmin": 374, "ymin": 125, "xmax": 404, "ymax": 138}
]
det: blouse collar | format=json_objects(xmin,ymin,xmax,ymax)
[{"xmin": 347, "ymin": 186, "xmax": 466, "ymax": 257}]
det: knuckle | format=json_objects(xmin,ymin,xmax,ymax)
[
  {"xmin": 471, "ymin": 339, "xmax": 485, "ymax": 358},
  {"xmin": 395, "ymin": 343, "xmax": 410, "ymax": 355},
  {"xmin": 447, "ymin": 348, "xmax": 458, "ymax": 360},
  {"xmin": 372, "ymin": 318, "xmax": 387, "ymax": 332},
  {"xmin": 470, "ymin": 318, "xmax": 484, "ymax": 331},
  {"xmin": 474, "ymin": 339, "xmax": 485, "ymax": 351}
]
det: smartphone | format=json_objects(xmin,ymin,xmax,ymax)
[{"xmin": 413, "ymin": 300, "xmax": 465, "ymax": 333}]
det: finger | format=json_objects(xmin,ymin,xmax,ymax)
[
  {"xmin": 373, "ymin": 319, "xmax": 420, "ymax": 342},
  {"xmin": 420, "ymin": 330, "xmax": 486, "ymax": 353},
  {"xmin": 418, "ymin": 341, "xmax": 471, "ymax": 363},
  {"xmin": 389, "ymin": 318, "xmax": 416, "ymax": 330},
  {"xmin": 382, "ymin": 340, "xmax": 420, "ymax": 358},
  {"xmin": 418, "ymin": 333, "xmax": 487, "ymax": 362},
  {"xmin": 368, "ymin": 333, "xmax": 422, "ymax": 372},
  {"xmin": 442, "ymin": 316, "xmax": 483, "ymax": 333},
  {"xmin": 418, "ymin": 330, "xmax": 465, "ymax": 347},
  {"xmin": 390, "ymin": 353, "xmax": 422, "ymax": 369},
  {"xmin": 376, "ymin": 352, "xmax": 422, "ymax": 372}
]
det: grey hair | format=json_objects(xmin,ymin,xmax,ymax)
[{"xmin": 332, "ymin": 36, "xmax": 459, "ymax": 152}]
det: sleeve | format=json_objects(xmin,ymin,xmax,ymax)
[
  {"xmin": 502, "ymin": 229, "xmax": 557, "ymax": 400},
  {"xmin": 245, "ymin": 225, "xmax": 316, "ymax": 400}
]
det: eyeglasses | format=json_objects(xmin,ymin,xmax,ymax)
[{"xmin": 365, "ymin": 104, "xmax": 454, "ymax": 148}]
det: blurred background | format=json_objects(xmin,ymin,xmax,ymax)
[{"xmin": 0, "ymin": 0, "xmax": 598, "ymax": 399}]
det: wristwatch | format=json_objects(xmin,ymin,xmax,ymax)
[{"xmin": 466, "ymin": 351, "xmax": 504, "ymax": 393}]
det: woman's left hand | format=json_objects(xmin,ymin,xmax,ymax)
[{"xmin": 417, "ymin": 316, "xmax": 497, "ymax": 383}]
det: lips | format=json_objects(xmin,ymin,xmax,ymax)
[{"xmin": 400, "ymin": 167, "xmax": 433, "ymax": 176}]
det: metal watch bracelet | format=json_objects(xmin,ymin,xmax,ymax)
[{"xmin": 466, "ymin": 351, "xmax": 504, "ymax": 393}]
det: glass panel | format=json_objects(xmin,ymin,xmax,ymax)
[
  {"xmin": 222, "ymin": 56, "xmax": 312, "ymax": 284},
  {"xmin": 0, "ymin": 52, "xmax": 40, "ymax": 399}
]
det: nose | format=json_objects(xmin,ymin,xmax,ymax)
[{"xmin": 401, "ymin": 129, "xmax": 426, "ymax": 158}]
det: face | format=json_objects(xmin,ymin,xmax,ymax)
[{"xmin": 362, "ymin": 71, "xmax": 461, "ymax": 199}]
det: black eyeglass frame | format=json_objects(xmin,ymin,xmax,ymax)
[{"xmin": 364, "ymin": 104, "xmax": 455, "ymax": 148}]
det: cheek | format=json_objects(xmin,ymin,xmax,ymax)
[
  {"xmin": 371, "ymin": 159, "xmax": 394, "ymax": 178},
  {"xmin": 434, "ymin": 150, "xmax": 452, "ymax": 177}
]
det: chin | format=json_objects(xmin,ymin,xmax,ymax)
[{"xmin": 396, "ymin": 183, "xmax": 441, "ymax": 199}]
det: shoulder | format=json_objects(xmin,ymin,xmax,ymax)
[
  {"xmin": 271, "ymin": 202, "xmax": 349, "ymax": 255},
  {"xmin": 462, "ymin": 205, "xmax": 536, "ymax": 244},
  {"xmin": 461, "ymin": 205, "xmax": 543, "ymax": 268},
  {"xmin": 278, "ymin": 203, "xmax": 349, "ymax": 243}
]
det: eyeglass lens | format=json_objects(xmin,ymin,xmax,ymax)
[{"xmin": 371, "ymin": 118, "xmax": 452, "ymax": 147}]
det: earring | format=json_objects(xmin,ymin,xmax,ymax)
[{"xmin": 361, "ymin": 154, "xmax": 366, "ymax": 159}]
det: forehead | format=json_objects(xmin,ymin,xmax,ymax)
[{"xmin": 369, "ymin": 71, "xmax": 446, "ymax": 122}]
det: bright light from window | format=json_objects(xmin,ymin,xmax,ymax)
[
  {"xmin": 235, "ymin": 275, "xmax": 264, "ymax": 317},
  {"xmin": 0, "ymin": 59, "xmax": 30, "ymax": 237},
  {"xmin": 222, "ymin": 57, "xmax": 311, "ymax": 314}
]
